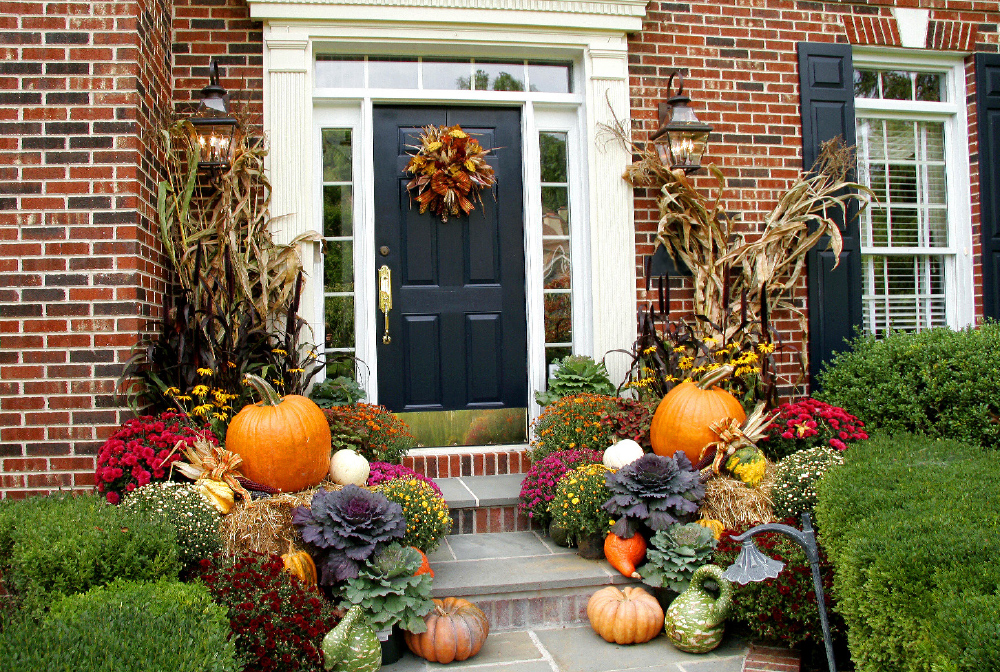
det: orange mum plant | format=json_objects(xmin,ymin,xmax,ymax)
[{"xmin": 404, "ymin": 124, "xmax": 496, "ymax": 222}]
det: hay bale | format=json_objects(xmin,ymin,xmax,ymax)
[
  {"xmin": 219, "ymin": 480, "xmax": 342, "ymax": 556},
  {"xmin": 699, "ymin": 464, "xmax": 776, "ymax": 530}
]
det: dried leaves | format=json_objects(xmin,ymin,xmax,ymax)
[{"xmin": 404, "ymin": 125, "xmax": 496, "ymax": 222}]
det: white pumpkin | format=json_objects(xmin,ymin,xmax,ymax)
[
  {"xmin": 329, "ymin": 449, "xmax": 370, "ymax": 486},
  {"xmin": 603, "ymin": 439, "xmax": 644, "ymax": 470}
]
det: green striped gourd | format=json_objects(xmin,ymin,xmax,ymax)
[{"xmin": 322, "ymin": 605, "xmax": 382, "ymax": 672}]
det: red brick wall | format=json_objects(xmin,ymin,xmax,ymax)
[
  {"xmin": 629, "ymin": 0, "xmax": 1000, "ymax": 395},
  {"xmin": 0, "ymin": 0, "xmax": 172, "ymax": 499},
  {"xmin": 171, "ymin": 0, "xmax": 264, "ymax": 128}
]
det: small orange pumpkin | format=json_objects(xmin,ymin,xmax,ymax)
[
  {"xmin": 281, "ymin": 544, "xmax": 318, "ymax": 588},
  {"xmin": 650, "ymin": 365, "xmax": 746, "ymax": 464},
  {"xmin": 413, "ymin": 547, "xmax": 435, "ymax": 578},
  {"xmin": 586, "ymin": 585, "xmax": 664, "ymax": 644},
  {"xmin": 226, "ymin": 374, "xmax": 331, "ymax": 493},
  {"xmin": 404, "ymin": 597, "xmax": 489, "ymax": 663},
  {"xmin": 604, "ymin": 532, "xmax": 646, "ymax": 579}
]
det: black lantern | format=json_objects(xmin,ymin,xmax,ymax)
[
  {"xmin": 189, "ymin": 61, "xmax": 239, "ymax": 172},
  {"xmin": 650, "ymin": 72, "xmax": 713, "ymax": 173}
]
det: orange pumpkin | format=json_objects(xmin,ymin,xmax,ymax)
[
  {"xmin": 404, "ymin": 597, "xmax": 489, "ymax": 663},
  {"xmin": 604, "ymin": 532, "xmax": 646, "ymax": 579},
  {"xmin": 226, "ymin": 374, "xmax": 331, "ymax": 493},
  {"xmin": 282, "ymin": 544, "xmax": 318, "ymax": 588},
  {"xmin": 650, "ymin": 366, "xmax": 746, "ymax": 464},
  {"xmin": 586, "ymin": 585, "xmax": 664, "ymax": 644},
  {"xmin": 413, "ymin": 547, "xmax": 435, "ymax": 578}
]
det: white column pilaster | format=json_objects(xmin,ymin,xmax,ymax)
[{"xmin": 586, "ymin": 45, "xmax": 636, "ymax": 386}]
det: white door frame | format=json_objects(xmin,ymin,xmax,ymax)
[{"xmin": 249, "ymin": 0, "xmax": 644, "ymax": 417}]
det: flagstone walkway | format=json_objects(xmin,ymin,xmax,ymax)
[{"xmin": 384, "ymin": 626, "xmax": 747, "ymax": 672}]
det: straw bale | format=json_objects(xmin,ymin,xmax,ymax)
[{"xmin": 698, "ymin": 463, "xmax": 777, "ymax": 530}]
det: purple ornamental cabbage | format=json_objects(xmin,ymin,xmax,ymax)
[
  {"xmin": 603, "ymin": 452, "xmax": 703, "ymax": 538},
  {"xmin": 292, "ymin": 484, "xmax": 405, "ymax": 583}
]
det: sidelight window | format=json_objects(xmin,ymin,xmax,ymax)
[{"xmin": 321, "ymin": 128, "xmax": 356, "ymax": 357}]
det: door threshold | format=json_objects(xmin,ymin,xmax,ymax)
[{"xmin": 407, "ymin": 444, "xmax": 529, "ymax": 457}]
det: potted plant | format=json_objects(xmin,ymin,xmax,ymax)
[
  {"xmin": 340, "ymin": 543, "xmax": 435, "ymax": 664},
  {"xmin": 548, "ymin": 463, "xmax": 614, "ymax": 558}
]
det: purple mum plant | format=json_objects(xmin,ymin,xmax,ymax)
[
  {"xmin": 366, "ymin": 461, "xmax": 442, "ymax": 495},
  {"xmin": 517, "ymin": 449, "xmax": 603, "ymax": 526}
]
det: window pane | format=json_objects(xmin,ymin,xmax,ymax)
[
  {"xmin": 325, "ymin": 296, "xmax": 355, "ymax": 349},
  {"xmin": 322, "ymin": 129, "xmax": 352, "ymax": 182},
  {"xmin": 474, "ymin": 62, "xmax": 526, "ymax": 91},
  {"xmin": 316, "ymin": 57, "xmax": 364, "ymax": 88},
  {"xmin": 885, "ymin": 120, "xmax": 915, "ymax": 161},
  {"xmin": 865, "ymin": 208, "xmax": 889, "ymax": 247},
  {"xmin": 921, "ymin": 121, "xmax": 945, "ymax": 162},
  {"xmin": 882, "ymin": 71, "xmax": 913, "ymax": 100},
  {"xmin": 854, "ymin": 69, "xmax": 879, "ymax": 98},
  {"xmin": 324, "ymin": 240, "xmax": 354, "ymax": 292},
  {"xmin": 915, "ymin": 73, "xmax": 943, "ymax": 102},
  {"xmin": 369, "ymin": 57, "xmax": 418, "ymax": 89},
  {"xmin": 927, "ymin": 209, "xmax": 948, "ymax": 247},
  {"xmin": 863, "ymin": 254, "xmax": 946, "ymax": 334},
  {"xmin": 424, "ymin": 60, "xmax": 472, "ymax": 90},
  {"xmin": 887, "ymin": 163, "xmax": 917, "ymax": 203},
  {"xmin": 546, "ymin": 346, "xmax": 572, "ymax": 368},
  {"xmin": 528, "ymin": 62, "xmax": 572, "ymax": 93},
  {"xmin": 539, "ymin": 132, "xmax": 567, "ymax": 182},
  {"xmin": 323, "ymin": 185, "xmax": 353, "ymax": 238},
  {"xmin": 889, "ymin": 208, "xmax": 919, "ymax": 246},
  {"xmin": 544, "ymin": 292, "xmax": 572, "ymax": 343},
  {"xmin": 543, "ymin": 240, "xmax": 571, "ymax": 290},
  {"xmin": 541, "ymin": 187, "xmax": 569, "ymax": 236}
]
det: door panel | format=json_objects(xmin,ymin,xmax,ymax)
[{"xmin": 374, "ymin": 106, "xmax": 527, "ymax": 413}]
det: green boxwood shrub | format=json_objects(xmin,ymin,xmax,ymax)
[
  {"xmin": 815, "ymin": 323, "xmax": 1000, "ymax": 448},
  {"xmin": 815, "ymin": 431, "xmax": 1000, "ymax": 672},
  {"xmin": 0, "ymin": 580, "xmax": 237, "ymax": 672},
  {"xmin": 0, "ymin": 493, "xmax": 180, "ymax": 608}
]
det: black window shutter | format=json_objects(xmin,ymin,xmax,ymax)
[
  {"xmin": 977, "ymin": 54, "xmax": 1000, "ymax": 319},
  {"xmin": 797, "ymin": 42, "xmax": 860, "ymax": 387}
]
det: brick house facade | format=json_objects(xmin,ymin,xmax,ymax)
[{"xmin": 1, "ymin": 0, "xmax": 998, "ymax": 499}]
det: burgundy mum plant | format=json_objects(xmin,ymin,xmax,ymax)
[
  {"xmin": 517, "ymin": 449, "xmax": 603, "ymax": 526},
  {"xmin": 95, "ymin": 412, "xmax": 216, "ymax": 504},
  {"xmin": 761, "ymin": 398, "xmax": 868, "ymax": 461}
]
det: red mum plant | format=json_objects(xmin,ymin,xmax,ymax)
[
  {"xmin": 760, "ymin": 397, "xmax": 868, "ymax": 461},
  {"xmin": 95, "ymin": 412, "xmax": 215, "ymax": 504},
  {"xmin": 517, "ymin": 448, "xmax": 603, "ymax": 526},
  {"xmin": 196, "ymin": 552, "xmax": 343, "ymax": 672}
]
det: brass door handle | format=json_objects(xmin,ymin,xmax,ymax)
[{"xmin": 378, "ymin": 265, "xmax": 392, "ymax": 344}]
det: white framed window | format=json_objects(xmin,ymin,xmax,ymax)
[{"xmin": 853, "ymin": 51, "xmax": 973, "ymax": 335}]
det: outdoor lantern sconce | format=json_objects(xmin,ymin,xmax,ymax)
[
  {"xmin": 721, "ymin": 513, "xmax": 838, "ymax": 672},
  {"xmin": 190, "ymin": 61, "xmax": 239, "ymax": 173},
  {"xmin": 650, "ymin": 72, "xmax": 713, "ymax": 173}
]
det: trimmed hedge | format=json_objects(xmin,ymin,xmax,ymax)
[
  {"xmin": 0, "ymin": 493, "xmax": 180, "ymax": 608},
  {"xmin": 815, "ymin": 323, "xmax": 1000, "ymax": 448},
  {"xmin": 815, "ymin": 432, "xmax": 1000, "ymax": 672},
  {"xmin": 0, "ymin": 580, "xmax": 237, "ymax": 672}
]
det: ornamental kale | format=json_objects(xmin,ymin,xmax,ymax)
[
  {"xmin": 341, "ymin": 543, "xmax": 434, "ymax": 633},
  {"xmin": 638, "ymin": 523, "xmax": 718, "ymax": 593},
  {"xmin": 603, "ymin": 452, "xmax": 703, "ymax": 538},
  {"xmin": 292, "ymin": 485, "xmax": 405, "ymax": 583}
]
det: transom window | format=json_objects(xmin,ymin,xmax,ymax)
[
  {"xmin": 853, "ymin": 60, "xmax": 972, "ymax": 336},
  {"xmin": 315, "ymin": 56, "xmax": 572, "ymax": 93}
]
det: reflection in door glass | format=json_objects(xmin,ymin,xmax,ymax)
[{"xmin": 322, "ymin": 128, "xmax": 356, "ymax": 358}]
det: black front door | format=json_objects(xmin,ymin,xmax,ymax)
[{"xmin": 373, "ymin": 106, "xmax": 527, "ymax": 413}]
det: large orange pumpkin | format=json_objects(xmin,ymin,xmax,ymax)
[
  {"xmin": 225, "ymin": 374, "xmax": 331, "ymax": 493},
  {"xmin": 404, "ymin": 597, "xmax": 489, "ymax": 663},
  {"xmin": 586, "ymin": 585, "xmax": 663, "ymax": 644},
  {"xmin": 649, "ymin": 366, "xmax": 746, "ymax": 464}
]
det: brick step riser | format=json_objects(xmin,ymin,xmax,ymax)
[
  {"xmin": 464, "ymin": 589, "xmax": 598, "ymax": 632},
  {"xmin": 402, "ymin": 449, "xmax": 530, "ymax": 479},
  {"xmin": 448, "ymin": 505, "xmax": 541, "ymax": 534}
]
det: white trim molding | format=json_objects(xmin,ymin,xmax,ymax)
[{"xmin": 252, "ymin": 0, "xmax": 643, "ymax": 409}]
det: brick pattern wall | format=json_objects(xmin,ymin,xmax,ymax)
[
  {"xmin": 629, "ymin": 0, "xmax": 1000, "ymax": 395},
  {"xmin": 0, "ymin": 0, "xmax": 172, "ymax": 499},
  {"xmin": 171, "ymin": 0, "xmax": 263, "ymax": 126}
]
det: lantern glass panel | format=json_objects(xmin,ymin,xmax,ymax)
[{"xmin": 667, "ymin": 128, "xmax": 710, "ymax": 169}]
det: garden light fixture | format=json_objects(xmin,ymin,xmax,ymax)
[
  {"xmin": 190, "ymin": 61, "xmax": 239, "ymax": 172},
  {"xmin": 650, "ymin": 72, "xmax": 713, "ymax": 173},
  {"xmin": 721, "ymin": 513, "xmax": 837, "ymax": 672}
]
